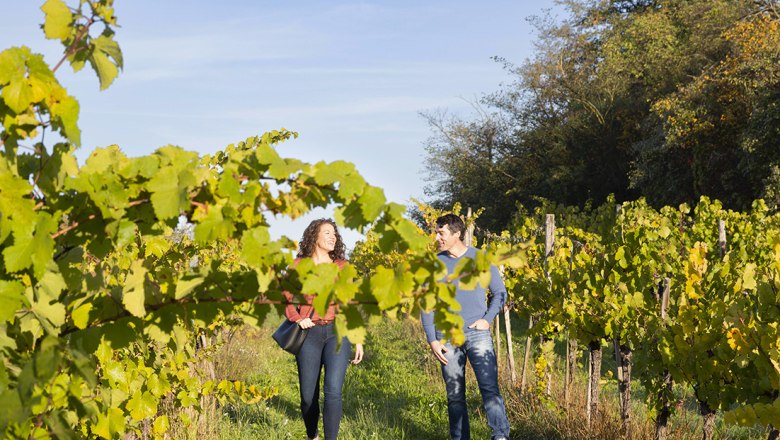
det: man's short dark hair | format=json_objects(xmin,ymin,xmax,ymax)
[{"xmin": 435, "ymin": 214, "xmax": 466, "ymax": 241}]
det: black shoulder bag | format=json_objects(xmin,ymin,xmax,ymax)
[{"xmin": 272, "ymin": 306, "xmax": 315, "ymax": 355}]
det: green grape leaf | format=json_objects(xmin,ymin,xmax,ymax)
[
  {"xmin": 239, "ymin": 226, "xmax": 271, "ymax": 268},
  {"xmin": 33, "ymin": 336, "xmax": 61, "ymax": 384},
  {"xmin": 0, "ymin": 280, "xmax": 24, "ymax": 323},
  {"xmin": 51, "ymin": 94, "xmax": 81, "ymax": 144},
  {"xmin": 147, "ymin": 374, "xmax": 171, "ymax": 398},
  {"xmin": 741, "ymin": 263, "xmax": 757, "ymax": 292},
  {"xmin": 19, "ymin": 312, "xmax": 43, "ymax": 340},
  {"xmin": 153, "ymin": 415, "xmax": 170, "ymax": 434},
  {"xmin": 313, "ymin": 160, "xmax": 354, "ymax": 186},
  {"xmin": 122, "ymin": 260, "xmax": 147, "ymax": 318},
  {"xmin": 193, "ymin": 204, "xmax": 235, "ymax": 243},
  {"xmin": 394, "ymin": 218, "xmax": 428, "ymax": 252},
  {"xmin": 93, "ymin": 407, "xmax": 126, "ymax": 439},
  {"xmin": 3, "ymin": 212, "xmax": 57, "ymax": 278},
  {"xmin": 112, "ymin": 219, "xmax": 138, "ymax": 249},
  {"xmin": 174, "ymin": 275, "xmax": 204, "ymax": 300},
  {"xmin": 2, "ymin": 77, "xmax": 34, "ymax": 114},
  {"xmin": 121, "ymin": 155, "xmax": 159, "ymax": 179},
  {"xmin": 93, "ymin": 34, "xmax": 123, "ymax": 69},
  {"xmin": 335, "ymin": 307, "xmax": 366, "ymax": 344},
  {"xmin": 127, "ymin": 390, "xmax": 157, "ymax": 421},
  {"xmin": 337, "ymin": 172, "xmax": 366, "ymax": 200},
  {"xmin": 370, "ymin": 266, "xmax": 412, "ymax": 309},
  {"xmin": 615, "ymin": 246, "xmax": 628, "ymax": 269},
  {"xmin": 334, "ymin": 264, "xmax": 359, "ymax": 303},
  {"xmin": 95, "ymin": 339, "xmax": 113, "ymax": 365},
  {"xmin": 143, "ymin": 235, "xmax": 170, "ymax": 258},
  {"xmin": 255, "ymin": 143, "xmax": 281, "ymax": 165},
  {"xmin": 147, "ymin": 167, "xmax": 181, "ymax": 220},
  {"xmin": 0, "ymin": 170, "xmax": 36, "ymax": 239},
  {"xmin": 88, "ymin": 36, "xmax": 122, "ymax": 90},
  {"xmin": 23, "ymin": 273, "xmax": 65, "ymax": 338},
  {"xmin": 0, "ymin": 48, "xmax": 27, "ymax": 84},
  {"xmin": 358, "ymin": 186, "xmax": 386, "ymax": 221},
  {"xmin": 302, "ymin": 264, "xmax": 339, "ymax": 315},
  {"xmin": 103, "ymin": 361, "xmax": 127, "ymax": 389},
  {"xmin": 33, "ymin": 143, "xmax": 79, "ymax": 194},
  {"xmin": 26, "ymin": 54, "xmax": 55, "ymax": 103},
  {"xmin": 0, "ymin": 389, "xmax": 24, "ymax": 426},
  {"xmin": 266, "ymin": 154, "xmax": 302, "ymax": 180},
  {"xmin": 41, "ymin": 0, "xmax": 73, "ymax": 40},
  {"xmin": 216, "ymin": 168, "xmax": 241, "ymax": 199},
  {"xmin": 71, "ymin": 303, "xmax": 92, "ymax": 330}
]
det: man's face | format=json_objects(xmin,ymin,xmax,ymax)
[{"xmin": 435, "ymin": 224, "xmax": 461, "ymax": 252}]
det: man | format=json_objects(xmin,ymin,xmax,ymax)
[{"xmin": 421, "ymin": 213, "xmax": 510, "ymax": 440}]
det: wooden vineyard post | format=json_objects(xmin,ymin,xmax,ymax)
[
  {"xmin": 698, "ymin": 220, "xmax": 726, "ymax": 440},
  {"xmin": 499, "ymin": 266, "xmax": 517, "ymax": 385},
  {"xmin": 504, "ymin": 303, "xmax": 517, "ymax": 384},
  {"xmin": 520, "ymin": 315, "xmax": 534, "ymax": 395},
  {"xmin": 613, "ymin": 332, "xmax": 632, "ymax": 439},
  {"xmin": 495, "ymin": 313, "xmax": 502, "ymax": 370},
  {"xmin": 612, "ymin": 203, "xmax": 632, "ymax": 438},
  {"xmin": 463, "ymin": 207, "xmax": 474, "ymax": 245},
  {"xmin": 543, "ymin": 214, "xmax": 554, "ymax": 397},
  {"xmin": 520, "ymin": 214, "xmax": 554, "ymax": 396},
  {"xmin": 587, "ymin": 350, "xmax": 592, "ymax": 425},
  {"xmin": 587, "ymin": 340, "xmax": 602, "ymax": 430},
  {"xmin": 564, "ymin": 337, "xmax": 577, "ymax": 412},
  {"xmin": 564, "ymin": 243, "xmax": 577, "ymax": 412},
  {"xmin": 655, "ymin": 278, "xmax": 672, "ymax": 440}
]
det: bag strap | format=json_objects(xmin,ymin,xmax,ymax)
[{"xmin": 298, "ymin": 302, "xmax": 316, "ymax": 320}]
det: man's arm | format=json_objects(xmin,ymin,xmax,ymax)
[
  {"xmin": 420, "ymin": 310, "xmax": 437, "ymax": 343},
  {"xmin": 421, "ymin": 310, "xmax": 449, "ymax": 365},
  {"xmin": 483, "ymin": 264, "xmax": 507, "ymax": 322}
]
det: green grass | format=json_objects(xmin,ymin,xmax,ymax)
[{"xmin": 178, "ymin": 314, "xmax": 771, "ymax": 439}]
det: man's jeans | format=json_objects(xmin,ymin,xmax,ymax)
[
  {"xmin": 295, "ymin": 322, "xmax": 351, "ymax": 439},
  {"xmin": 439, "ymin": 328, "xmax": 510, "ymax": 440}
]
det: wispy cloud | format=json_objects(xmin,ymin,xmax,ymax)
[
  {"xmin": 81, "ymin": 95, "xmax": 466, "ymax": 121},
  {"xmin": 226, "ymin": 96, "xmax": 465, "ymax": 120},
  {"xmin": 120, "ymin": 18, "xmax": 330, "ymax": 82}
]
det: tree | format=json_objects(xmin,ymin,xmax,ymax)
[
  {"xmin": 421, "ymin": 108, "xmax": 517, "ymax": 232},
  {"xmin": 649, "ymin": 10, "xmax": 780, "ymax": 208},
  {"xmin": 421, "ymin": 0, "xmax": 779, "ymax": 230}
]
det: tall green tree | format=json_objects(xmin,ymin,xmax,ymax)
[{"xmin": 422, "ymin": 0, "xmax": 780, "ymax": 230}]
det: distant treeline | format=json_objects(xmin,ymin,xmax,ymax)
[{"xmin": 421, "ymin": 0, "xmax": 780, "ymax": 232}]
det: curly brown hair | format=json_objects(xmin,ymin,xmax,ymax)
[{"xmin": 297, "ymin": 218, "xmax": 346, "ymax": 260}]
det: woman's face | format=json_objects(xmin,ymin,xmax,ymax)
[{"xmin": 315, "ymin": 223, "xmax": 337, "ymax": 254}]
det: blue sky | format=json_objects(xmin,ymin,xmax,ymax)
[{"xmin": 3, "ymin": 0, "xmax": 560, "ymax": 249}]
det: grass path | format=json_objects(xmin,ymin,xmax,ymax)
[
  {"xmin": 205, "ymin": 315, "xmax": 768, "ymax": 440},
  {"xmin": 213, "ymin": 317, "xmax": 497, "ymax": 439}
]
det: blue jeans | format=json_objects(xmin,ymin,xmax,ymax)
[
  {"xmin": 295, "ymin": 322, "xmax": 351, "ymax": 439},
  {"xmin": 439, "ymin": 328, "xmax": 510, "ymax": 440}
]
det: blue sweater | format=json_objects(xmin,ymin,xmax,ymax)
[{"xmin": 421, "ymin": 247, "xmax": 507, "ymax": 343}]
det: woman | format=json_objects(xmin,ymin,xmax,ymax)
[{"xmin": 283, "ymin": 218, "xmax": 364, "ymax": 440}]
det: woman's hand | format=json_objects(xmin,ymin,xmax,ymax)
[
  {"xmin": 351, "ymin": 343, "xmax": 364, "ymax": 365},
  {"xmin": 297, "ymin": 318, "xmax": 315, "ymax": 329}
]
